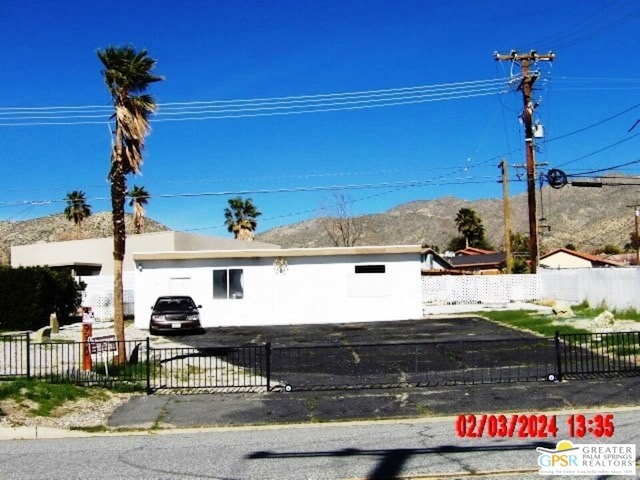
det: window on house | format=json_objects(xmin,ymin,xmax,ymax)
[
  {"xmin": 355, "ymin": 264, "xmax": 386, "ymax": 274},
  {"xmin": 213, "ymin": 268, "xmax": 244, "ymax": 299}
]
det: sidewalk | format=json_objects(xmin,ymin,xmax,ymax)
[{"xmin": 4, "ymin": 374, "xmax": 636, "ymax": 440}]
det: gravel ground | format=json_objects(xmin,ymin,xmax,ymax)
[
  {"xmin": 0, "ymin": 322, "xmax": 183, "ymax": 430},
  {"xmin": 0, "ymin": 391, "xmax": 138, "ymax": 430}
]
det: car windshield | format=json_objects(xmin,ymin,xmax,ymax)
[{"xmin": 155, "ymin": 298, "xmax": 195, "ymax": 312}]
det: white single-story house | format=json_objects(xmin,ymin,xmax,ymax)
[{"xmin": 133, "ymin": 245, "xmax": 424, "ymax": 328}]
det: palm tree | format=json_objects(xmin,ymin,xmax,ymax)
[
  {"xmin": 455, "ymin": 208, "xmax": 484, "ymax": 248},
  {"xmin": 128, "ymin": 185, "xmax": 150, "ymax": 234},
  {"xmin": 224, "ymin": 197, "xmax": 262, "ymax": 240},
  {"xmin": 64, "ymin": 190, "xmax": 92, "ymax": 239},
  {"xmin": 98, "ymin": 45, "xmax": 162, "ymax": 363}
]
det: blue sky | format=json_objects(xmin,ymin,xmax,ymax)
[{"xmin": 1, "ymin": 1, "xmax": 640, "ymax": 237}]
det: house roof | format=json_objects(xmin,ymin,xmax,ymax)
[
  {"xmin": 540, "ymin": 248, "xmax": 624, "ymax": 267},
  {"xmin": 605, "ymin": 253, "xmax": 638, "ymax": 266},
  {"xmin": 420, "ymin": 248, "xmax": 454, "ymax": 274},
  {"xmin": 449, "ymin": 252, "xmax": 506, "ymax": 268},
  {"xmin": 134, "ymin": 245, "xmax": 423, "ymax": 261},
  {"xmin": 455, "ymin": 247, "xmax": 497, "ymax": 256}
]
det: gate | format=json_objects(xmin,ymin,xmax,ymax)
[
  {"xmin": 556, "ymin": 331, "xmax": 640, "ymax": 380},
  {"xmin": 148, "ymin": 344, "xmax": 269, "ymax": 392},
  {"xmin": 268, "ymin": 338, "xmax": 557, "ymax": 391}
]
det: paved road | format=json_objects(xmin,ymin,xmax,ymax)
[{"xmin": 3, "ymin": 409, "xmax": 638, "ymax": 479}]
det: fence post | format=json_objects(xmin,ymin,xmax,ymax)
[
  {"xmin": 145, "ymin": 337, "xmax": 152, "ymax": 395},
  {"xmin": 554, "ymin": 331, "xmax": 563, "ymax": 382},
  {"xmin": 265, "ymin": 342, "xmax": 271, "ymax": 392},
  {"xmin": 26, "ymin": 332, "xmax": 31, "ymax": 379}
]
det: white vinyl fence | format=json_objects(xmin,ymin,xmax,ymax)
[
  {"xmin": 538, "ymin": 268, "xmax": 640, "ymax": 310},
  {"xmin": 422, "ymin": 274, "xmax": 539, "ymax": 306},
  {"xmin": 422, "ymin": 268, "xmax": 640, "ymax": 311},
  {"xmin": 77, "ymin": 272, "xmax": 135, "ymax": 321}
]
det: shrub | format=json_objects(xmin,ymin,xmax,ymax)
[{"xmin": 0, "ymin": 266, "xmax": 83, "ymax": 331}]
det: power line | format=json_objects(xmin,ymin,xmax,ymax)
[
  {"xmin": 0, "ymin": 85, "xmax": 507, "ymax": 121},
  {"xmin": 0, "ymin": 77, "xmax": 509, "ymax": 112},
  {"xmin": 555, "ymin": 131, "xmax": 640, "ymax": 168},
  {"xmin": 530, "ymin": 2, "xmax": 640, "ymax": 52},
  {"xmin": 567, "ymin": 158, "xmax": 640, "ymax": 177},
  {"xmin": 0, "ymin": 176, "xmax": 506, "ymax": 210},
  {"xmin": 4, "ymin": 96, "xmax": 631, "ymax": 201},
  {"xmin": 0, "ymin": 85, "xmax": 509, "ymax": 126}
]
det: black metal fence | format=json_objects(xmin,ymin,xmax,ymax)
[
  {"xmin": 0, "ymin": 333, "xmax": 30, "ymax": 379},
  {"xmin": 1, "ymin": 331, "xmax": 638, "ymax": 393},
  {"xmin": 269, "ymin": 338, "xmax": 557, "ymax": 391},
  {"xmin": 556, "ymin": 331, "xmax": 640, "ymax": 380},
  {"xmin": 0, "ymin": 336, "xmax": 269, "ymax": 392},
  {"xmin": 149, "ymin": 345, "xmax": 269, "ymax": 392}
]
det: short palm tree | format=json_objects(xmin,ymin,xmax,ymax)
[
  {"xmin": 98, "ymin": 45, "xmax": 162, "ymax": 363},
  {"xmin": 224, "ymin": 197, "xmax": 262, "ymax": 241},
  {"xmin": 64, "ymin": 190, "xmax": 92, "ymax": 239},
  {"xmin": 128, "ymin": 185, "xmax": 150, "ymax": 234}
]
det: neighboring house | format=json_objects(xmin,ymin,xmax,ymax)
[
  {"xmin": 421, "ymin": 248, "xmax": 456, "ymax": 275},
  {"xmin": 454, "ymin": 247, "xmax": 496, "ymax": 256},
  {"xmin": 133, "ymin": 245, "xmax": 424, "ymax": 328},
  {"xmin": 421, "ymin": 248, "xmax": 506, "ymax": 275},
  {"xmin": 605, "ymin": 253, "xmax": 639, "ymax": 266},
  {"xmin": 539, "ymin": 248, "xmax": 624, "ymax": 269},
  {"xmin": 448, "ymin": 252, "xmax": 506, "ymax": 275},
  {"xmin": 10, "ymin": 231, "xmax": 280, "ymax": 275}
]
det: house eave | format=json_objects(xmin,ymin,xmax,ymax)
[{"xmin": 134, "ymin": 245, "xmax": 423, "ymax": 261}]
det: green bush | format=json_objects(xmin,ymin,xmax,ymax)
[{"xmin": 0, "ymin": 266, "xmax": 83, "ymax": 331}]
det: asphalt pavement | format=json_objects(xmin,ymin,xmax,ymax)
[{"xmin": 107, "ymin": 310, "xmax": 640, "ymax": 430}]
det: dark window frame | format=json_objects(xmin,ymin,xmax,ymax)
[
  {"xmin": 354, "ymin": 264, "xmax": 386, "ymax": 274},
  {"xmin": 213, "ymin": 268, "xmax": 244, "ymax": 299}
]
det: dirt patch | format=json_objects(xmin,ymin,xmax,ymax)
[
  {"xmin": 0, "ymin": 391, "xmax": 137, "ymax": 429},
  {"xmin": 552, "ymin": 317, "xmax": 640, "ymax": 333}
]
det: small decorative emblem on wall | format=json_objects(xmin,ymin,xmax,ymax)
[{"xmin": 273, "ymin": 256, "xmax": 288, "ymax": 274}]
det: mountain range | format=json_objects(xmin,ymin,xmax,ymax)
[
  {"xmin": 1, "ymin": 183, "xmax": 638, "ymax": 265},
  {"xmin": 257, "ymin": 184, "xmax": 639, "ymax": 253}
]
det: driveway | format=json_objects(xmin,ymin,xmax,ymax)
[
  {"xmin": 154, "ymin": 315, "xmax": 557, "ymax": 391},
  {"xmin": 173, "ymin": 315, "xmax": 540, "ymax": 348},
  {"xmin": 107, "ymin": 314, "xmax": 640, "ymax": 429}
]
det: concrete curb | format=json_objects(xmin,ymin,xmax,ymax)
[{"xmin": 3, "ymin": 404, "xmax": 639, "ymax": 441}]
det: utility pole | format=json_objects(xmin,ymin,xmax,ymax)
[
  {"xmin": 495, "ymin": 50, "xmax": 554, "ymax": 273},
  {"xmin": 627, "ymin": 204, "xmax": 640, "ymax": 266},
  {"xmin": 499, "ymin": 159, "xmax": 513, "ymax": 273}
]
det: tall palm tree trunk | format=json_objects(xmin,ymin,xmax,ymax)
[{"xmin": 111, "ymin": 130, "xmax": 127, "ymax": 364}]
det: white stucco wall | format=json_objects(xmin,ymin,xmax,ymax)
[{"xmin": 133, "ymin": 251, "xmax": 423, "ymax": 329}]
